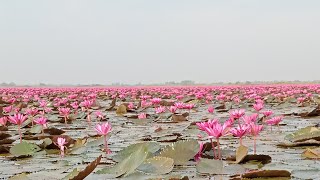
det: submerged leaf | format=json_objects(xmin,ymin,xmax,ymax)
[
  {"xmin": 285, "ymin": 126, "xmax": 320, "ymax": 142},
  {"xmin": 112, "ymin": 142, "xmax": 160, "ymax": 162},
  {"xmin": 8, "ymin": 173, "xmax": 30, "ymax": 180},
  {"xmin": 10, "ymin": 142, "xmax": 41, "ymax": 157},
  {"xmin": 196, "ymin": 158, "xmax": 223, "ymax": 175},
  {"xmin": 97, "ymin": 145, "xmax": 149, "ymax": 177},
  {"xmin": 137, "ymin": 156, "xmax": 174, "ymax": 175},
  {"xmin": 29, "ymin": 125, "xmax": 42, "ymax": 134},
  {"xmin": 159, "ymin": 139, "xmax": 199, "ymax": 165}
]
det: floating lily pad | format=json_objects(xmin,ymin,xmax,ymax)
[
  {"xmin": 196, "ymin": 158, "xmax": 223, "ymax": 175},
  {"xmin": 97, "ymin": 145, "xmax": 148, "ymax": 177},
  {"xmin": 159, "ymin": 139, "xmax": 199, "ymax": 165},
  {"xmin": 285, "ymin": 126, "xmax": 320, "ymax": 142},
  {"xmin": 29, "ymin": 125, "xmax": 42, "ymax": 134},
  {"xmin": 10, "ymin": 141, "xmax": 41, "ymax": 157},
  {"xmin": 137, "ymin": 156, "xmax": 174, "ymax": 175},
  {"xmin": 112, "ymin": 142, "xmax": 160, "ymax": 162}
]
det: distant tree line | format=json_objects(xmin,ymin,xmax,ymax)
[{"xmin": 1, "ymin": 80, "xmax": 320, "ymax": 87}]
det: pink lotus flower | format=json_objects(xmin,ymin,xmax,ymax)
[
  {"xmin": 39, "ymin": 100, "xmax": 48, "ymax": 108},
  {"xmin": 208, "ymin": 106, "xmax": 214, "ymax": 114},
  {"xmin": 216, "ymin": 94, "xmax": 226, "ymax": 101},
  {"xmin": 95, "ymin": 122, "xmax": 112, "ymax": 154},
  {"xmin": 203, "ymin": 121, "xmax": 231, "ymax": 159},
  {"xmin": 225, "ymin": 117, "xmax": 235, "ymax": 126},
  {"xmin": 34, "ymin": 117, "xmax": 48, "ymax": 128},
  {"xmin": 151, "ymin": 98, "xmax": 162, "ymax": 105},
  {"xmin": 241, "ymin": 114, "xmax": 258, "ymax": 124},
  {"xmin": 230, "ymin": 109, "xmax": 245, "ymax": 119},
  {"xmin": 196, "ymin": 119, "xmax": 218, "ymax": 131},
  {"xmin": 174, "ymin": 102, "xmax": 185, "ymax": 109},
  {"xmin": 34, "ymin": 117, "xmax": 48, "ymax": 135},
  {"xmin": 262, "ymin": 110, "xmax": 273, "ymax": 117},
  {"xmin": 8, "ymin": 113, "xmax": 28, "ymax": 125},
  {"xmin": 26, "ymin": 108, "xmax": 38, "ymax": 117},
  {"xmin": 70, "ymin": 102, "xmax": 79, "ymax": 109},
  {"xmin": 233, "ymin": 97, "xmax": 241, "ymax": 104},
  {"xmin": 250, "ymin": 123, "xmax": 263, "ymax": 136},
  {"xmin": 57, "ymin": 137, "xmax": 67, "ymax": 158},
  {"xmin": 250, "ymin": 123, "xmax": 263, "ymax": 154},
  {"xmin": 80, "ymin": 100, "xmax": 93, "ymax": 109},
  {"xmin": 176, "ymin": 95, "xmax": 184, "ymax": 100},
  {"xmin": 44, "ymin": 107, "xmax": 53, "ymax": 113},
  {"xmin": 155, "ymin": 106, "xmax": 166, "ymax": 114},
  {"xmin": 255, "ymin": 99, "xmax": 264, "ymax": 104},
  {"xmin": 59, "ymin": 107, "xmax": 70, "ymax": 125},
  {"xmin": 128, "ymin": 102, "xmax": 135, "ymax": 109},
  {"xmin": 184, "ymin": 104, "xmax": 194, "ymax": 110},
  {"xmin": 8, "ymin": 113, "xmax": 28, "ymax": 143},
  {"xmin": 265, "ymin": 116, "xmax": 283, "ymax": 131},
  {"xmin": 297, "ymin": 97, "xmax": 305, "ymax": 104},
  {"xmin": 3, "ymin": 106, "xmax": 14, "ymax": 114},
  {"xmin": 231, "ymin": 125, "xmax": 249, "ymax": 145},
  {"xmin": 253, "ymin": 103, "xmax": 264, "ymax": 112},
  {"xmin": 95, "ymin": 111, "xmax": 105, "ymax": 120},
  {"xmin": 0, "ymin": 117, "xmax": 8, "ymax": 126},
  {"xmin": 169, "ymin": 106, "xmax": 177, "ymax": 113},
  {"xmin": 204, "ymin": 122, "xmax": 230, "ymax": 139},
  {"xmin": 95, "ymin": 122, "xmax": 112, "ymax": 135},
  {"xmin": 138, "ymin": 113, "xmax": 147, "ymax": 119},
  {"xmin": 26, "ymin": 107, "xmax": 39, "ymax": 127}
]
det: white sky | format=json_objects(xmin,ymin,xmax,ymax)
[{"xmin": 0, "ymin": 0, "xmax": 319, "ymax": 84}]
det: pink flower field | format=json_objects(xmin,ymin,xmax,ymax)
[{"xmin": 0, "ymin": 85, "xmax": 320, "ymax": 179}]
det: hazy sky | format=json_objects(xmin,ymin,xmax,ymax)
[{"xmin": 0, "ymin": 0, "xmax": 319, "ymax": 85}]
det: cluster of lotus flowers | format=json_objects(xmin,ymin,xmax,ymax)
[
  {"xmin": 196, "ymin": 101, "xmax": 284, "ymax": 161},
  {"xmin": 0, "ymin": 84, "xmax": 317, "ymax": 159},
  {"xmin": 0, "ymin": 95, "xmax": 112, "ymax": 157}
]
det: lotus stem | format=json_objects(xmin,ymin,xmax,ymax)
[
  {"xmin": 217, "ymin": 138, "xmax": 221, "ymax": 160},
  {"xmin": 210, "ymin": 138, "xmax": 217, "ymax": 159},
  {"xmin": 254, "ymin": 135, "xmax": 257, "ymax": 154},
  {"xmin": 18, "ymin": 124, "xmax": 22, "ymax": 143},
  {"xmin": 104, "ymin": 135, "xmax": 110, "ymax": 154},
  {"xmin": 87, "ymin": 111, "xmax": 91, "ymax": 123},
  {"xmin": 31, "ymin": 116, "xmax": 34, "ymax": 127},
  {"xmin": 41, "ymin": 126, "xmax": 44, "ymax": 136},
  {"xmin": 60, "ymin": 147, "xmax": 65, "ymax": 158}
]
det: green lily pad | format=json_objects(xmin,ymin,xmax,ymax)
[
  {"xmin": 10, "ymin": 141, "xmax": 41, "ymax": 157},
  {"xmin": 97, "ymin": 145, "xmax": 149, "ymax": 177},
  {"xmin": 29, "ymin": 125, "xmax": 42, "ymax": 134},
  {"xmin": 159, "ymin": 139, "xmax": 199, "ymax": 165},
  {"xmin": 285, "ymin": 126, "xmax": 320, "ymax": 142},
  {"xmin": 137, "ymin": 156, "xmax": 174, "ymax": 175},
  {"xmin": 112, "ymin": 142, "xmax": 160, "ymax": 162},
  {"xmin": 196, "ymin": 158, "xmax": 224, "ymax": 175},
  {"xmin": 242, "ymin": 160, "xmax": 264, "ymax": 170},
  {"xmin": 8, "ymin": 173, "xmax": 30, "ymax": 180},
  {"xmin": 70, "ymin": 136, "xmax": 108, "ymax": 155}
]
